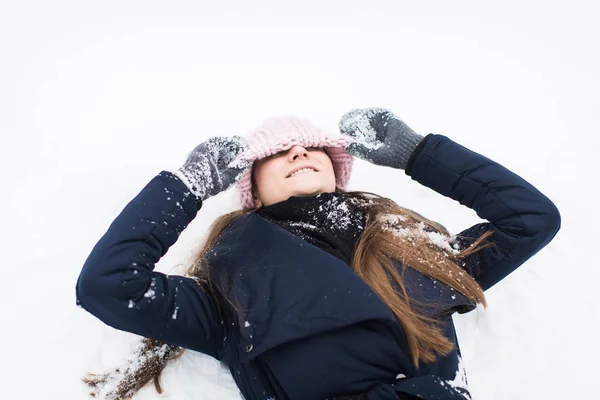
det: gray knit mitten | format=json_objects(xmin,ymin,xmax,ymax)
[
  {"xmin": 174, "ymin": 136, "xmax": 251, "ymax": 202},
  {"xmin": 338, "ymin": 108, "xmax": 424, "ymax": 170}
]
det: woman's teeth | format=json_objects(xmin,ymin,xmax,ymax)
[{"xmin": 290, "ymin": 168, "xmax": 315, "ymax": 177}]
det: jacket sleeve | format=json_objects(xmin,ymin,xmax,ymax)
[
  {"xmin": 75, "ymin": 171, "xmax": 224, "ymax": 360},
  {"xmin": 405, "ymin": 134, "xmax": 561, "ymax": 292}
]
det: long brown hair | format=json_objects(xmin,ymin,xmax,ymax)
[{"xmin": 83, "ymin": 189, "xmax": 494, "ymax": 399}]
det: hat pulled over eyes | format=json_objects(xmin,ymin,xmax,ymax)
[{"xmin": 233, "ymin": 116, "xmax": 355, "ymax": 209}]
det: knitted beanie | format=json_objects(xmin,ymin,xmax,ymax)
[{"xmin": 233, "ymin": 116, "xmax": 355, "ymax": 209}]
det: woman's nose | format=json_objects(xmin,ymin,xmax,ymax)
[{"xmin": 287, "ymin": 145, "xmax": 309, "ymax": 161}]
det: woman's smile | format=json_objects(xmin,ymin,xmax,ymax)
[{"xmin": 288, "ymin": 168, "xmax": 317, "ymax": 178}]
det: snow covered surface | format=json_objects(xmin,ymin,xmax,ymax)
[{"xmin": 1, "ymin": 1, "xmax": 599, "ymax": 399}]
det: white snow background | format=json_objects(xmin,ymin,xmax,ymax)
[{"xmin": 1, "ymin": 1, "xmax": 598, "ymax": 399}]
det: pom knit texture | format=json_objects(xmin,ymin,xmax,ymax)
[{"xmin": 234, "ymin": 117, "xmax": 355, "ymax": 208}]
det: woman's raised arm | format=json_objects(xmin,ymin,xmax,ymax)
[
  {"xmin": 339, "ymin": 107, "xmax": 560, "ymax": 292},
  {"xmin": 76, "ymin": 136, "xmax": 250, "ymax": 359},
  {"xmin": 405, "ymin": 134, "xmax": 561, "ymax": 291},
  {"xmin": 76, "ymin": 171, "xmax": 225, "ymax": 357}
]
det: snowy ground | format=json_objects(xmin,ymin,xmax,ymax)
[{"xmin": 1, "ymin": 1, "xmax": 599, "ymax": 399}]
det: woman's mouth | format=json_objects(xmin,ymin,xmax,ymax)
[{"xmin": 287, "ymin": 167, "xmax": 318, "ymax": 178}]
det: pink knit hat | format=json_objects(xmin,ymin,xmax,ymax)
[{"xmin": 233, "ymin": 116, "xmax": 355, "ymax": 208}]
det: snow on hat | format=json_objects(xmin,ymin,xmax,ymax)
[{"xmin": 233, "ymin": 116, "xmax": 355, "ymax": 209}]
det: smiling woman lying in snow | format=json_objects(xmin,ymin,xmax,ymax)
[{"xmin": 76, "ymin": 108, "xmax": 561, "ymax": 400}]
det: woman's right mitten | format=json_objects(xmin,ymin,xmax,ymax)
[{"xmin": 174, "ymin": 136, "xmax": 251, "ymax": 202}]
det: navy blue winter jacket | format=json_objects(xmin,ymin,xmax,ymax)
[{"xmin": 76, "ymin": 134, "xmax": 561, "ymax": 399}]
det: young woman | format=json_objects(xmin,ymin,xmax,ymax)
[{"xmin": 77, "ymin": 108, "xmax": 561, "ymax": 400}]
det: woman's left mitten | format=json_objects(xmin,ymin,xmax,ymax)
[{"xmin": 338, "ymin": 107, "xmax": 424, "ymax": 170}]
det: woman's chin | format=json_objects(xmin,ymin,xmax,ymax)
[
  {"xmin": 289, "ymin": 191, "xmax": 320, "ymax": 198},
  {"xmin": 289, "ymin": 185, "xmax": 324, "ymax": 197}
]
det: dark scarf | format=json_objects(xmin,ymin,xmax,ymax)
[{"xmin": 254, "ymin": 192, "xmax": 367, "ymax": 266}]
